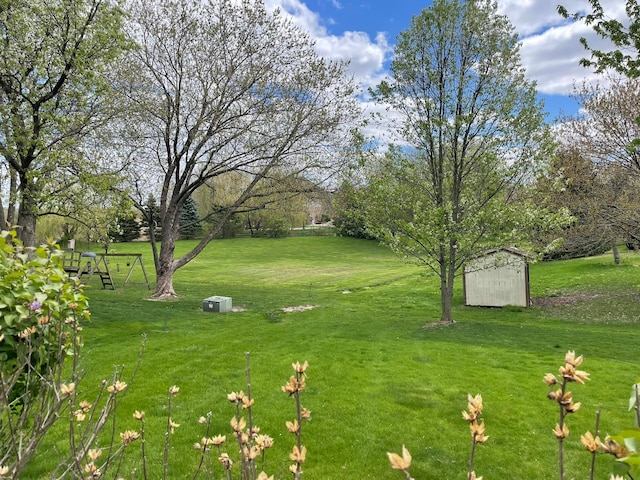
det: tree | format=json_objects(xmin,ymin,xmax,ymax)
[
  {"xmin": 109, "ymin": 214, "xmax": 141, "ymax": 242},
  {"xmin": 238, "ymin": 173, "xmax": 324, "ymax": 236},
  {"xmin": 0, "ymin": 0, "xmax": 129, "ymax": 246},
  {"xmin": 532, "ymin": 146, "xmax": 639, "ymax": 261},
  {"xmin": 192, "ymin": 177, "xmax": 245, "ymax": 238},
  {"xmin": 115, "ymin": 0, "xmax": 360, "ymax": 298},
  {"xmin": 1, "ymin": 168, "xmax": 18, "ymax": 227},
  {"xmin": 140, "ymin": 194, "xmax": 161, "ymax": 240},
  {"xmin": 196, "ymin": 170, "xmax": 311, "ymax": 238},
  {"xmin": 558, "ymin": 1, "xmax": 640, "ymax": 78},
  {"xmin": 333, "ymin": 181, "xmax": 376, "ymax": 240},
  {"xmin": 558, "ymin": 1, "xmax": 640, "ymax": 162},
  {"xmin": 559, "ymin": 75, "xmax": 640, "ymax": 172},
  {"xmin": 365, "ymin": 0, "xmax": 562, "ymax": 323},
  {"xmin": 542, "ymin": 76, "xmax": 640, "ymax": 261},
  {"xmin": 179, "ymin": 196, "xmax": 201, "ymax": 240}
]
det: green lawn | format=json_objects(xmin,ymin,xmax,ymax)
[{"xmin": 26, "ymin": 236, "xmax": 640, "ymax": 479}]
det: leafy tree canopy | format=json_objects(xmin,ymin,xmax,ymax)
[{"xmin": 0, "ymin": 0, "xmax": 130, "ymax": 245}]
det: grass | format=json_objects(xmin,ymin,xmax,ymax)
[{"xmin": 25, "ymin": 236, "xmax": 640, "ymax": 479}]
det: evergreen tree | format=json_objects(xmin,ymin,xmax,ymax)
[
  {"xmin": 140, "ymin": 194, "xmax": 161, "ymax": 240},
  {"xmin": 109, "ymin": 216, "xmax": 141, "ymax": 242},
  {"xmin": 179, "ymin": 196, "xmax": 202, "ymax": 240}
]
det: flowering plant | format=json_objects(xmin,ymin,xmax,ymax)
[{"xmin": 0, "ymin": 230, "xmax": 89, "ymax": 476}]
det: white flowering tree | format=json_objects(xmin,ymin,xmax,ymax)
[{"xmin": 114, "ymin": 0, "xmax": 361, "ymax": 298}]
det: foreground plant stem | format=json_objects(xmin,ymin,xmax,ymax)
[
  {"xmin": 468, "ymin": 437, "xmax": 478, "ymax": 480},
  {"xmin": 163, "ymin": 385, "xmax": 179, "ymax": 480},
  {"xmin": 558, "ymin": 378, "xmax": 568, "ymax": 480},
  {"xmin": 589, "ymin": 410, "xmax": 601, "ymax": 480},
  {"xmin": 546, "ymin": 351, "xmax": 589, "ymax": 480},
  {"xmin": 635, "ymin": 384, "xmax": 640, "ymax": 426},
  {"xmin": 245, "ymin": 352, "xmax": 256, "ymax": 480},
  {"xmin": 140, "ymin": 413, "xmax": 148, "ymax": 480},
  {"xmin": 293, "ymin": 370, "xmax": 304, "ymax": 480}
]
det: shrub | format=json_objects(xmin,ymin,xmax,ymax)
[
  {"xmin": 250, "ymin": 218, "xmax": 290, "ymax": 238},
  {"xmin": 0, "ymin": 230, "xmax": 90, "ymax": 476}
]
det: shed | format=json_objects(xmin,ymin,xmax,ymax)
[{"xmin": 463, "ymin": 247, "xmax": 530, "ymax": 307}]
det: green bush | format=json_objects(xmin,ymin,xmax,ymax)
[
  {"xmin": 0, "ymin": 230, "xmax": 89, "ymax": 475},
  {"xmin": 251, "ymin": 218, "xmax": 290, "ymax": 238}
]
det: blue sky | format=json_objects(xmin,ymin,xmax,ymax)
[
  {"xmin": 268, "ymin": 0, "xmax": 628, "ymax": 122},
  {"xmin": 304, "ymin": 1, "xmax": 420, "ymax": 39}
]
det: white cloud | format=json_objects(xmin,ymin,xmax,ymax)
[
  {"xmin": 497, "ymin": 0, "xmax": 577, "ymax": 36},
  {"xmin": 264, "ymin": 0, "xmax": 324, "ymax": 35},
  {"xmin": 519, "ymin": 21, "xmax": 597, "ymax": 95},
  {"xmin": 315, "ymin": 31, "xmax": 390, "ymax": 88},
  {"xmin": 264, "ymin": 0, "xmax": 391, "ymax": 90},
  {"xmin": 500, "ymin": 0, "xmax": 627, "ymax": 35},
  {"xmin": 498, "ymin": 0, "xmax": 628, "ymax": 95}
]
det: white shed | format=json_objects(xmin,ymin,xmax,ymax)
[{"xmin": 463, "ymin": 247, "xmax": 530, "ymax": 307}]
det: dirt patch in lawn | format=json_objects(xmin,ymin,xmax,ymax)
[
  {"xmin": 422, "ymin": 319, "xmax": 457, "ymax": 329},
  {"xmin": 281, "ymin": 305, "xmax": 319, "ymax": 313},
  {"xmin": 531, "ymin": 292, "xmax": 600, "ymax": 307}
]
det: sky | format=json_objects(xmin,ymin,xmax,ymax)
[{"xmin": 263, "ymin": 0, "xmax": 628, "ymax": 122}]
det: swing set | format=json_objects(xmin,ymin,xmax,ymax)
[{"xmin": 62, "ymin": 251, "xmax": 150, "ymax": 290}]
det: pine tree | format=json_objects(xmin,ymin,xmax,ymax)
[
  {"xmin": 109, "ymin": 216, "xmax": 141, "ymax": 242},
  {"xmin": 179, "ymin": 196, "xmax": 202, "ymax": 240},
  {"xmin": 140, "ymin": 194, "xmax": 161, "ymax": 239}
]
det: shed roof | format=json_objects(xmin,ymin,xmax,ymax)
[{"xmin": 473, "ymin": 246, "xmax": 530, "ymax": 259}]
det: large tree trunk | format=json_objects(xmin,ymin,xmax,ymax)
[
  {"xmin": 7, "ymin": 169, "xmax": 17, "ymax": 225},
  {"xmin": 0, "ymin": 173, "xmax": 5, "ymax": 228},
  {"xmin": 440, "ymin": 283, "xmax": 453, "ymax": 323},
  {"xmin": 151, "ymin": 232, "xmax": 178, "ymax": 299},
  {"xmin": 17, "ymin": 207, "xmax": 37, "ymax": 247},
  {"xmin": 153, "ymin": 265, "xmax": 176, "ymax": 299},
  {"xmin": 0, "ymin": 193, "xmax": 5, "ymax": 230},
  {"xmin": 439, "ymin": 262, "xmax": 454, "ymax": 323},
  {"xmin": 16, "ymin": 177, "xmax": 37, "ymax": 247},
  {"xmin": 612, "ymin": 242, "xmax": 621, "ymax": 265}
]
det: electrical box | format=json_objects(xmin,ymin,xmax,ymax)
[{"xmin": 202, "ymin": 296, "xmax": 232, "ymax": 313}]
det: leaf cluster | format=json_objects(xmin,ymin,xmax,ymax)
[
  {"xmin": 558, "ymin": 1, "xmax": 640, "ymax": 78},
  {"xmin": 0, "ymin": 231, "xmax": 88, "ymax": 365}
]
